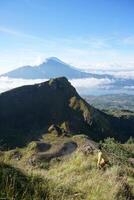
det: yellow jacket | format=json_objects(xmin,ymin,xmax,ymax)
[{"xmin": 97, "ymin": 150, "xmax": 108, "ymax": 167}]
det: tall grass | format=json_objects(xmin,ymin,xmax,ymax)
[
  {"xmin": 0, "ymin": 135, "xmax": 133, "ymax": 200},
  {"xmin": 44, "ymin": 152, "xmax": 133, "ymax": 200},
  {"xmin": 0, "ymin": 163, "xmax": 48, "ymax": 200}
]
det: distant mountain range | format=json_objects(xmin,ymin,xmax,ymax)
[
  {"xmin": 1, "ymin": 57, "xmax": 112, "ymax": 79},
  {"xmin": 0, "ymin": 77, "xmax": 133, "ymax": 149},
  {"xmin": 1, "ymin": 57, "xmax": 134, "ymax": 94}
]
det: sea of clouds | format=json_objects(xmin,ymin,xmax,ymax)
[
  {"xmin": 0, "ymin": 67, "xmax": 134, "ymax": 95},
  {"xmin": 0, "ymin": 75, "xmax": 134, "ymax": 95},
  {"xmin": 0, "ymin": 77, "xmax": 48, "ymax": 93},
  {"xmin": 0, "ymin": 76, "xmax": 114, "ymax": 94}
]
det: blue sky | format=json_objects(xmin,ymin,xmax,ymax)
[{"xmin": 0, "ymin": 0, "xmax": 134, "ymax": 73}]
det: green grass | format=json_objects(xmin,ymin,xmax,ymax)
[
  {"xmin": 0, "ymin": 163, "xmax": 48, "ymax": 200},
  {"xmin": 0, "ymin": 135, "xmax": 134, "ymax": 200},
  {"xmin": 43, "ymin": 152, "xmax": 133, "ymax": 200}
]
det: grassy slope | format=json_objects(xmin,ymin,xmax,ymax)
[
  {"xmin": 0, "ymin": 163, "xmax": 48, "ymax": 200},
  {"xmin": 0, "ymin": 134, "xmax": 133, "ymax": 200}
]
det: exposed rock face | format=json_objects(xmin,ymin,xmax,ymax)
[
  {"xmin": 48, "ymin": 124, "xmax": 63, "ymax": 136},
  {"xmin": 79, "ymin": 140, "xmax": 97, "ymax": 155}
]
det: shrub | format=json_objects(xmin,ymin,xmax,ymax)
[{"xmin": 100, "ymin": 138, "xmax": 133, "ymax": 165}]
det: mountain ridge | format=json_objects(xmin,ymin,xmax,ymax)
[{"xmin": 0, "ymin": 77, "xmax": 133, "ymax": 149}]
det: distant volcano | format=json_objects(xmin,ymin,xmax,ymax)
[{"xmin": 1, "ymin": 57, "xmax": 112, "ymax": 79}]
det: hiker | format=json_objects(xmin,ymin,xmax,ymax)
[{"xmin": 97, "ymin": 144, "xmax": 109, "ymax": 169}]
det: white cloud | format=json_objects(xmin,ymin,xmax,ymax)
[
  {"xmin": 70, "ymin": 78, "xmax": 116, "ymax": 95},
  {"xmin": 0, "ymin": 27, "xmax": 20, "ymax": 36},
  {"xmin": 124, "ymin": 86, "xmax": 134, "ymax": 89},
  {"xmin": 110, "ymin": 71, "xmax": 134, "ymax": 79},
  {"xmin": 83, "ymin": 68, "xmax": 134, "ymax": 80},
  {"xmin": 71, "ymin": 78, "xmax": 114, "ymax": 89},
  {"xmin": 0, "ymin": 26, "xmax": 35, "ymax": 39},
  {"xmin": 0, "ymin": 77, "xmax": 48, "ymax": 93},
  {"xmin": 0, "ymin": 26, "xmax": 49, "ymax": 42},
  {"xmin": 0, "ymin": 77, "xmax": 114, "ymax": 94},
  {"xmin": 0, "ymin": 76, "xmax": 133, "ymax": 95},
  {"xmin": 71, "ymin": 78, "xmax": 115, "ymax": 94},
  {"xmin": 122, "ymin": 36, "xmax": 134, "ymax": 45}
]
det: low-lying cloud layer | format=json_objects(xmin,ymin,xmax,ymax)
[
  {"xmin": 0, "ymin": 76, "xmax": 133, "ymax": 95},
  {"xmin": 0, "ymin": 77, "xmax": 48, "ymax": 93},
  {"xmin": 110, "ymin": 71, "xmax": 134, "ymax": 80},
  {"xmin": 0, "ymin": 77, "xmax": 113, "ymax": 94},
  {"xmin": 71, "ymin": 78, "xmax": 114, "ymax": 89}
]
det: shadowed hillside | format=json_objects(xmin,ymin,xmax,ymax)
[{"xmin": 0, "ymin": 77, "xmax": 133, "ymax": 149}]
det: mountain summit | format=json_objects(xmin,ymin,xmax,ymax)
[
  {"xmin": 1, "ymin": 57, "xmax": 114, "ymax": 80},
  {"xmin": 1, "ymin": 57, "xmax": 90, "ymax": 79},
  {"xmin": 0, "ymin": 77, "xmax": 133, "ymax": 149}
]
